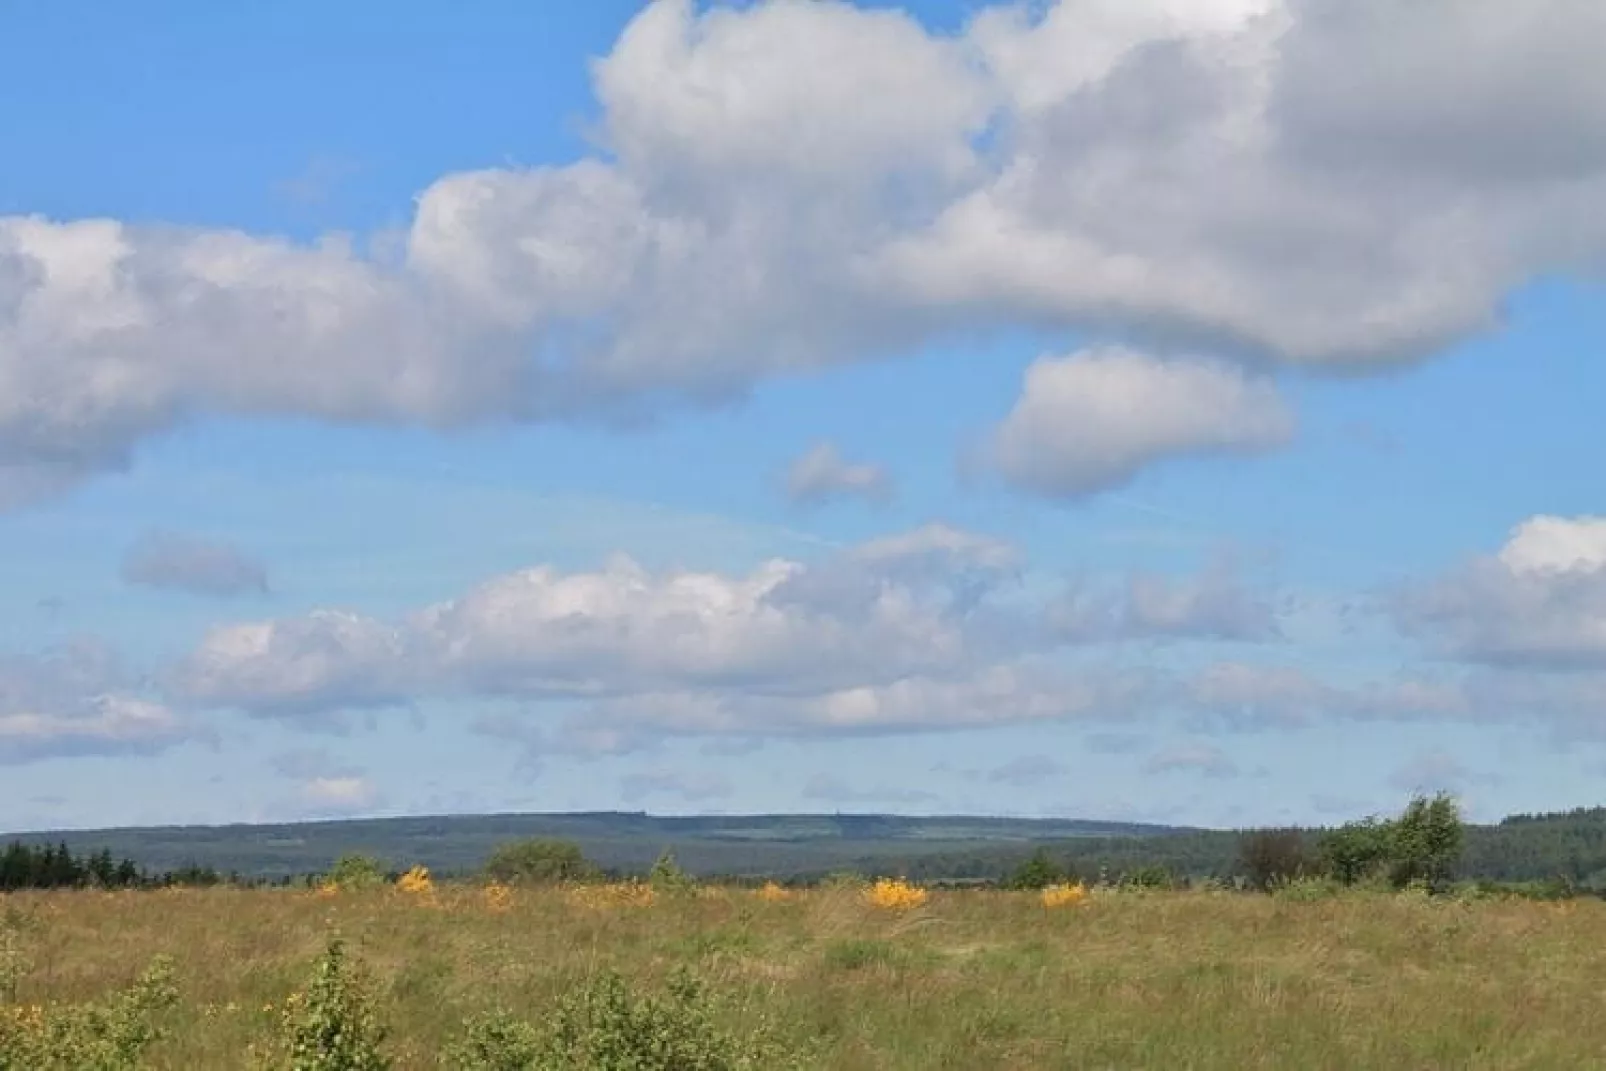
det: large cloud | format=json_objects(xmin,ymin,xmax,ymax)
[
  {"xmin": 0, "ymin": 642, "xmax": 193, "ymax": 763},
  {"xmin": 174, "ymin": 526, "xmax": 1037, "ymax": 717},
  {"xmin": 4, "ymin": 0, "xmax": 1605, "ymax": 501},
  {"xmin": 168, "ymin": 517, "xmax": 1606, "ymax": 747},
  {"xmin": 1395, "ymin": 516, "xmax": 1606, "ymax": 669},
  {"xmin": 170, "ymin": 524, "xmax": 1266, "ymax": 744}
]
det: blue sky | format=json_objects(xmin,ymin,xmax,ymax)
[{"xmin": 3, "ymin": 0, "xmax": 1605, "ymax": 832}]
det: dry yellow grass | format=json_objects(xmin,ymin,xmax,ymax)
[{"xmin": 3, "ymin": 883, "xmax": 1605, "ymax": 1068}]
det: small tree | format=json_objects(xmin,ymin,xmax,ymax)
[
  {"xmin": 1318, "ymin": 817, "xmax": 1392, "ymax": 885},
  {"xmin": 1238, "ymin": 828, "xmax": 1309, "ymax": 891},
  {"xmin": 1005, "ymin": 848, "xmax": 1071, "ymax": 890},
  {"xmin": 483, "ymin": 839, "xmax": 598, "ymax": 886},
  {"xmin": 648, "ymin": 849, "xmax": 695, "ymax": 895},
  {"xmin": 1388, "ymin": 792, "xmax": 1464, "ymax": 891}
]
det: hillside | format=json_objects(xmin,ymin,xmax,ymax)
[
  {"xmin": 10, "ymin": 805, "xmax": 1606, "ymax": 886},
  {"xmin": 0, "ymin": 811, "xmax": 1195, "ymax": 880}
]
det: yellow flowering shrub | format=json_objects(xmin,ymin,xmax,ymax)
[
  {"xmin": 1041, "ymin": 883, "xmax": 1089, "ymax": 909},
  {"xmin": 396, "ymin": 865, "xmax": 435, "ymax": 900},
  {"xmin": 866, "ymin": 878, "xmax": 929, "ymax": 911}
]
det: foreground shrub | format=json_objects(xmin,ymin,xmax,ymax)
[
  {"xmin": 277, "ymin": 937, "xmax": 390, "ymax": 1071},
  {"xmin": 442, "ymin": 1011, "xmax": 543, "ymax": 1070},
  {"xmin": 0, "ymin": 956, "xmax": 177, "ymax": 1070},
  {"xmin": 446, "ymin": 969, "xmax": 805, "ymax": 1070}
]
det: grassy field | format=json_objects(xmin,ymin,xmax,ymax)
[{"xmin": 2, "ymin": 880, "xmax": 1602, "ymax": 1068}]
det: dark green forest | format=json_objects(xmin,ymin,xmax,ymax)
[
  {"xmin": 6, "ymin": 806, "xmax": 1606, "ymax": 888},
  {"xmin": 0, "ymin": 841, "xmax": 235, "ymax": 890}
]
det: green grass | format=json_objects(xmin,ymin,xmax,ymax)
[{"xmin": 2, "ymin": 883, "xmax": 1603, "ymax": 1068}]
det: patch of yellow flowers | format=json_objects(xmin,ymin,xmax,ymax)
[
  {"xmin": 396, "ymin": 865, "xmax": 435, "ymax": 900},
  {"xmin": 866, "ymin": 878, "xmax": 929, "ymax": 911},
  {"xmin": 1040, "ymin": 882, "xmax": 1089, "ymax": 909}
]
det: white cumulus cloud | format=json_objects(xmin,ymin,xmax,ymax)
[
  {"xmin": 1396, "ymin": 515, "xmax": 1606, "ymax": 669},
  {"xmin": 987, "ymin": 349, "xmax": 1293, "ymax": 495},
  {"xmin": 0, "ymin": 0, "xmax": 1603, "ymax": 502}
]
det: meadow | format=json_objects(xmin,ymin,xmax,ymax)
[{"xmin": 3, "ymin": 875, "xmax": 1602, "ymax": 1069}]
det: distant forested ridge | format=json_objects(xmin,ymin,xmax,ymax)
[{"xmin": 5, "ymin": 806, "xmax": 1606, "ymax": 886}]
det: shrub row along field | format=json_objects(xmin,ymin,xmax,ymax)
[{"xmin": 3, "ymin": 871, "xmax": 1605, "ymax": 1069}]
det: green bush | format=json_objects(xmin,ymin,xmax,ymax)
[
  {"xmin": 1005, "ymin": 849, "xmax": 1072, "ymax": 891},
  {"xmin": 482, "ymin": 840, "xmax": 599, "ymax": 886},
  {"xmin": 1387, "ymin": 792, "xmax": 1464, "ymax": 892},
  {"xmin": 442, "ymin": 1011, "xmax": 544, "ymax": 1070},
  {"xmin": 1121, "ymin": 865, "xmax": 1176, "ymax": 890},
  {"xmin": 447, "ymin": 968, "xmax": 806, "ymax": 1070},
  {"xmin": 648, "ymin": 849, "xmax": 696, "ymax": 896},
  {"xmin": 0, "ymin": 956, "xmax": 177, "ymax": 1070},
  {"xmin": 1319, "ymin": 794, "xmax": 1465, "ymax": 893},
  {"xmin": 325, "ymin": 854, "xmax": 387, "ymax": 892},
  {"xmin": 1270, "ymin": 876, "xmax": 1344, "ymax": 902},
  {"xmin": 1318, "ymin": 817, "xmax": 1392, "ymax": 885},
  {"xmin": 1238, "ymin": 829, "xmax": 1310, "ymax": 892},
  {"xmin": 278, "ymin": 937, "xmax": 391, "ymax": 1071}
]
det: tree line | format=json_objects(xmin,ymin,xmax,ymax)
[{"xmin": 0, "ymin": 840, "xmax": 245, "ymax": 891}]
